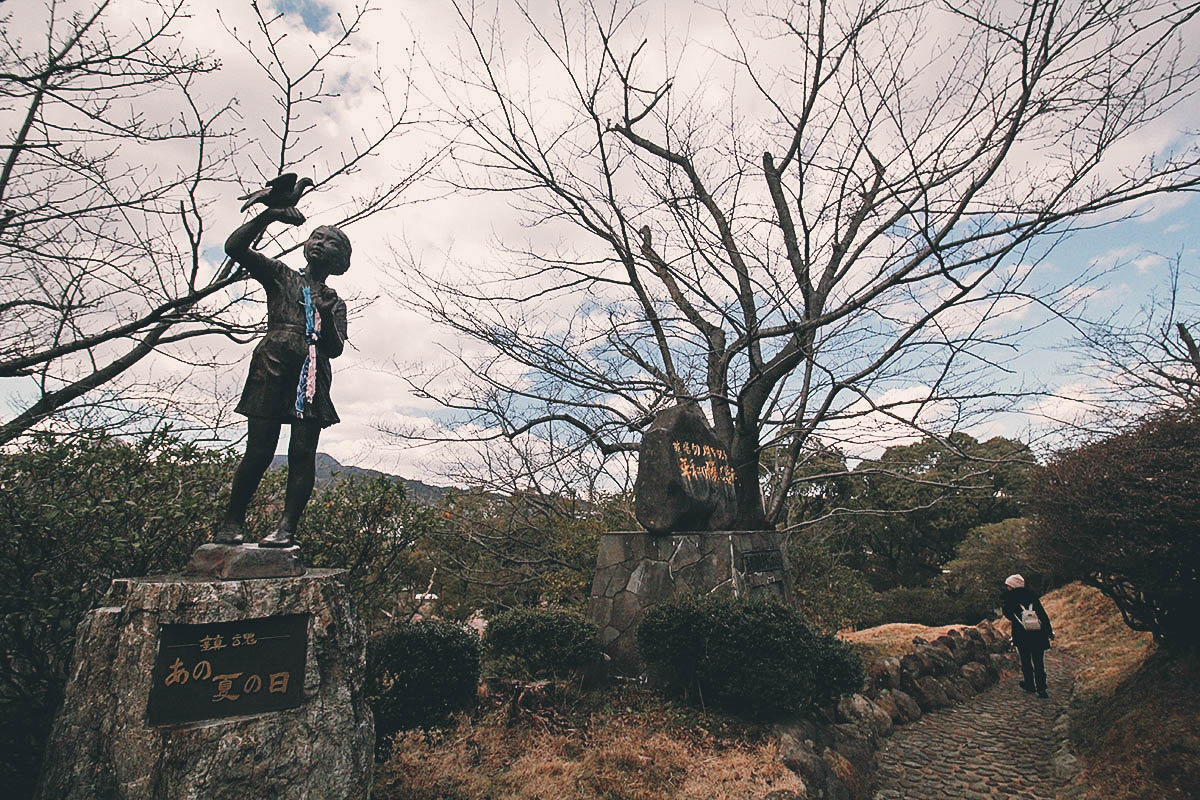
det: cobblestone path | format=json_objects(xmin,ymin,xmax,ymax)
[{"xmin": 873, "ymin": 652, "xmax": 1077, "ymax": 799}]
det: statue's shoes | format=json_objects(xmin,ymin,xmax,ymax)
[
  {"xmin": 258, "ymin": 527, "xmax": 295, "ymax": 548},
  {"xmin": 212, "ymin": 523, "xmax": 244, "ymax": 546}
]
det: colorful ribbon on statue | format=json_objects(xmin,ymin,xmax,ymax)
[{"xmin": 294, "ymin": 284, "xmax": 322, "ymax": 417}]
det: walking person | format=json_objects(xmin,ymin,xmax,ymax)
[{"xmin": 1002, "ymin": 574, "xmax": 1054, "ymax": 698}]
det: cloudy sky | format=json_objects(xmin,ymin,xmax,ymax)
[{"xmin": 2, "ymin": 0, "xmax": 1197, "ymax": 483}]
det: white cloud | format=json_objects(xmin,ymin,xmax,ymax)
[
  {"xmin": 1023, "ymin": 380, "xmax": 1108, "ymax": 430},
  {"xmin": 1133, "ymin": 253, "xmax": 1168, "ymax": 274},
  {"xmin": 5, "ymin": 0, "xmax": 1200, "ymax": 483}
]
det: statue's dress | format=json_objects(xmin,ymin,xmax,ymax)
[{"xmin": 232, "ymin": 250, "xmax": 347, "ymax": 428}]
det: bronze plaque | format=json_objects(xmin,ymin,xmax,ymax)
[
  {"xmin": 147, "ymin": 613, "xmax": 308, "ymax": 726},
  {"xmin": 742, "ymin": 549, "xmax": 785, "ymax": 574}
]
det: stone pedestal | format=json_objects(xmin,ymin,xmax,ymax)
[
  {"xmin": 36, "ymin": 570, "xmax": 373, "ymax": 800},
  {"xmin": 184, "ymin": 542, "xmax": 304, "ymax": 579},
  {"xmin": 587, "ymin": 530, "xmax": 794, "ymax": 676}
]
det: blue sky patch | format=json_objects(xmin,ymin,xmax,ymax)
[{"xmin": 274, "ymin": 0, "xmax": 331, "ymax": 33}]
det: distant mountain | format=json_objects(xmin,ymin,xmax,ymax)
[{"xmin": 268, "ymin": 452, "xmax": 451, "ymax": 504}]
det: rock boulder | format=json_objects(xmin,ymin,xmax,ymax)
[{"xmin": 35, "ymin": 570, "xmax": 372, "ymax": 800}]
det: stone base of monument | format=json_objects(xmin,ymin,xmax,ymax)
[
  {"xmin": 184, "ymin": 542, "xmax": 305, "ymax": 579},
  {"xmin": 587, "ymin": 530, "xmax": 794, "ymax": 677},
  {"xmin": 35, "ymin": 570, "xmax": 372, "ymax": 800}
]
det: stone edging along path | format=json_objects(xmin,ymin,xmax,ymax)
[{"xmin": 765, "ymin": 621, "xmax": 1080, "ymax": 800}]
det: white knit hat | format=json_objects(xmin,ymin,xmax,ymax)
[{"xmin": 1005, "ymin": 574, "xmax": 1025, "ymax": 589}]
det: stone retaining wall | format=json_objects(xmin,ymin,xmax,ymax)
[{"xmin": 768, "ymin": 620, "xmax": 1016, "ymax": 800}]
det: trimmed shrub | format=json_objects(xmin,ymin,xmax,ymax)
[
  {"xmin": 634, "ymin": 597, "xmax": 710, "ymax": 691},
  {"xmin": 637, "ymin": 596, "xmax": 863, "ymax": 721},
  {"xmin": 483, "ymin": 607, "xmax": 599, "ymax": 679},
  {"xmin": 367, "ymin": 620, "xmax": 480, "ymax": 746}
]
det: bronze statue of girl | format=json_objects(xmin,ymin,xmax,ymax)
[{"xmin": 213, "ymin": 202, "xmax": 350, "ymax": 548}]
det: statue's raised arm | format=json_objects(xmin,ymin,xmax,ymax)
[{"xmin": 225, "ymin": 174, "xmax": 311, "ymax": 281}]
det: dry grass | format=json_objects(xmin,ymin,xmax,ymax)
[
  {"xmin": 373, "ymin": 687, "xmax": 804, "ymax": 800},
  {"xmin": 1034, "ymin": 582, "xmax": 1199, "ymax": 800},
  {"xmin": 1070, "ymin": 651, "xmax": 1200, "ymax": 800},
  {"xmin": 839, "ymin": 622, "xmax": 977, "ymax": 661},
  {"xmin": 375, "ymin": 584, "xmax": 1198, "ymax": 800},
  {"xmin": 1039, "ymin": 582, "xmax": 1155, "ymax": 701}
]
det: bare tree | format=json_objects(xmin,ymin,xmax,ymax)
[
  {"xmin": 0, "ymin": 0, "xmax": 431, "ymax": 444},
  {"xmin": 1053, "ymin": 254, "xmax": 1200, "ymax": 428},
  {"xmin": 397, "ymin": 0, "xmax": 1200, "ymax": 527},
  {"xmin": 424, "ymin": 436, "xmax": 636, "ymax": 612}
]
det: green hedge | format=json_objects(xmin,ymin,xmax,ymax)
[
  {"xmin": 859, "ymin": 586, "xmax": 967, "ymax": 628},
  {"xmin": 0, "ymin": 432, "xmax": 441, "ymax": 792},
  {"xmin": 367, "ymin": 620, "xmax": 480, "ymax": 746},
  {"xmin": 0, "ymin": 433, "xmax": 232, "ymax": 797},
  {"xmin": 636, "ymin": 596, "xmax": 863, "ymax": 720},
  {"xmin": 483, "ymin": 607, "xmax": 599, "ymax": 679}
]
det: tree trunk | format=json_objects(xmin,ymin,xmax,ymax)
[{"xmin": 730, "ymin": 432, "xmax": 771, "ymax": 530}]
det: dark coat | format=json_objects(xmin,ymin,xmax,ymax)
[
  {"xmin": 1003, "ymin": 586, "xmax": 1053, "ymax": 651},
  {"xmin": 233, "ymin": 253, "xmax": 347, "ymax": 428}
]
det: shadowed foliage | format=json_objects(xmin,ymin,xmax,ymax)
[
  {"xmin": 0, "ymin": 433, "xmax": 230, "ymax": 796},
  {"xmin": 0, "ymin": 433, "xmax": 439, "ymax": 792},
  {"xmin": 483, "ymin": 607, "xmax": 600, "ymax": 680},
  {"xmin": 637, "ymin": 596, "xmax": 863, "ymax": 720},
  {"xmin": 367, "ymin": 620, "xmax": 481, "ymax": 749},
  {"xmin": 1032, "ymin": 408, "xmax": 1200, "ymax": 647}
]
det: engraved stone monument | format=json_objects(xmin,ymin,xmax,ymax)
[
  {"xmin": 633, "ymin": 403, "xmax": 736, "ymax": 532},
  {"xmin": 588, "ymin": 402, "xmax": 794, "ymax": 676},
  {"xmin": 35, "ymin": 571, "xmax": 372, "ymax": 800}
]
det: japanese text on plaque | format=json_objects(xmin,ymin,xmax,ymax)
[
  {"xmin": 672, "ymin": 440, "xmax": 735, "ymax": 487},
  {"xmin": 147, "ymin": 613, "xmax": 308, "ymax": 726}
]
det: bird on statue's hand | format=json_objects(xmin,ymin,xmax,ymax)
[{"xmin": 237, "ymin": 173, "xmax": 315, "ymax": 213}]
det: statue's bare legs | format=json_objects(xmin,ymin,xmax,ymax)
[{"xmin": 215, "ymin": 418, "xmax": 321, "ymax": 547}]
